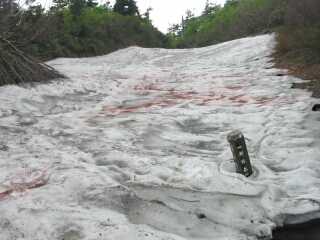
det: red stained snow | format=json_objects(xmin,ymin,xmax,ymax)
[
  {"xmin": 0, "ymin": 189, "xmax": 13, "ymax": 200},
  {"xmin": 0, "ymin": 169, "xmax": 48, "ymax": 201},
  {"xmin": 101, "ymin": 83, "xmax": 283, "ymax": 116}
]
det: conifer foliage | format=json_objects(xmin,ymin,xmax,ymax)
[{"xmin": 113, "ymin": 0, "xmax": 139, "ymax": 16}]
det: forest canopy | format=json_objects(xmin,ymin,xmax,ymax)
[
  {"xmin": 0, "ymin": 0, "xmax": 167, "ymax": 60},
  {"xmin": 168, "ymin": 0, "xmax": 320, "ymax": 55},
  {"xmin": 1, "ymin": 0, "xmax": 319, "ymax": 84}
]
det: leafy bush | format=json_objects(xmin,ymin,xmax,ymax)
[
  {"xmin": 170, "ymin": 0, "xmax": 320, "ymax": 66},
  {"xmin": 274, "ymin": 0, "xmax": 320, "ymax": 64},
  {"xmin": 3, "ymin": 1, "xmax": 166, "ymax": 60},
  {"xmin": 169, "ymin": 0, "xmax": 284, "ymax": 47}
]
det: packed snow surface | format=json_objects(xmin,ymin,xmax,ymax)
[{"xmin": 0, "ymin": 34, "xmax": 320, "ymax": 240}]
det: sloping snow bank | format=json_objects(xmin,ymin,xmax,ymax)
[{"xmin": 0, "ymin": 34, "xmax": 319, "ymax": 240}]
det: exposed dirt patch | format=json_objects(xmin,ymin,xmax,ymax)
[
  {"xmin": 272, "ymin": 219, "xmax": 320, "ymax": 240},
  {"xmin": 271, "ymin": 39, "xmax": 320, "ymax": 239},
  {"xmin": 272, "ymin": 53, "xmax": 320, "ymax": 98}
]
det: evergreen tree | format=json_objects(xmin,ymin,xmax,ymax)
[
  {"xmin": 225, "ymin": 0, "xmax": 239, "ymax": 7},
  {"xmin": 69, "ymin": 0, "xmax": 86, "ymax": 16},
  {"xmin": 86, "ymin": 0, "xmax": 98, "ymax": 8},
  {"xmin": 101, "ymin": 1, "xmax": 111, "ymax": 11},
  {"xmin": 0, "ymin": 0, "xmax": 19, "ymax": 37},
  {"xmin": 168, "ymin": 23, "xmax": 182, "ymax": 36},
  {"xmin": 113, "ymin": 0, "xmax": 138, "ymax": 16},
  {"xmin": 185, "ymin": 9, "xmax": 194, "ymax": 20},
  {"xmin": 203, "ymin": 0, "xmax": 220, "ymax": 16},
  {"xmin": 0, "ymin": 0, "xmax": 18, "ymax": 13},
  {"xmin": 181, "ymin": 10, "xmax": 194, "ymax": 33},
  {"xmin": 52, "ymin": 0, "xmax": 70, "ymax": 10},
  {"xmin": 143, "ymin": 7, "xmax": 152, "ymax": 23}
]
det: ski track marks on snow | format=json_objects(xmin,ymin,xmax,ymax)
[{"xmin": 0, "ymin": 34, "xmax": 320, "ymax": 240}]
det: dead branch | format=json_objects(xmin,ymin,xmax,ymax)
[{"xmin": 0, "ymin": 36, "xmax": 64, "ymax": 86}]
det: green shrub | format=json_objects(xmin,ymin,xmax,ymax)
[{"xmin": 7, "ymin": 4, "xmax": 166, "ymax": 60}]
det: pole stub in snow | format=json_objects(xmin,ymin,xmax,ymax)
[{"xmin": 227, "ymin": 130, "xmax": 253, "ymax": 177}]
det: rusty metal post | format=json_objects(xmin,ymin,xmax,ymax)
[{"xmin": 227, "ymin": 130, "xmax": 253, "ymax": 177}]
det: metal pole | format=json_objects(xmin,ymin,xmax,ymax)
[{"xmin": 227, "ymin": 130, "xmax": 253, "ymax": 177}]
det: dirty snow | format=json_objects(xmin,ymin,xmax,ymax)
[{"xmin": 0, "ymin": 34, "xmax": 320, "ymax": 240}]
